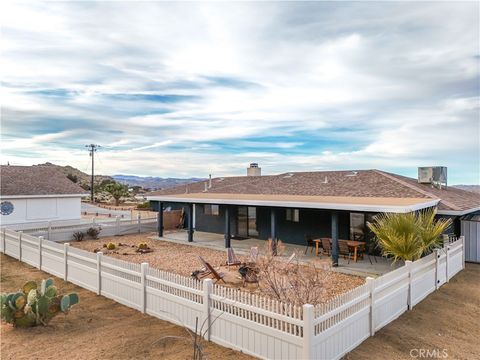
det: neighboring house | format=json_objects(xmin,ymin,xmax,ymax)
[
  {"xmin": 147, "ymin": 164, "xmax": 480, "ymax": 265},
  {"xmin": 0, "ymin": 165, "xmax": 88, "ymax": 226}
]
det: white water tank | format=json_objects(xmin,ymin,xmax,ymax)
[{"xmin": 247, "ymin": 163, "xmax": 261, "ymax": 176}]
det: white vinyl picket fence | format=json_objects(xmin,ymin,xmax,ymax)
[
  {"xmin": 0, "ymin": 228, "xmax": 464, "ymax": 360},
  {"xmin": 6, "ymin": 216, "xmax": 158, "ymax": 241}
]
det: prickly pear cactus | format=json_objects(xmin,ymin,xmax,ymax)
[{"xmin": 0, "ymin": 278, "xmax": 79, "ymax": 327}]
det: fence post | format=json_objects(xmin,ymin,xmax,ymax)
[
  {"xmin": 92, "ymin": 217, "xmax": 96, "ymax": 226},
  {"xmin": 461, "ymin": 236, "xmax": 465, "ymax": 269},
  {"xmin": 38, "ymin": 236, "xmax": 43, "ymax": 270},
  {"xmin": 302, "ymin": 304, "xmax": 314, "ymax": 360},
  {"xmin": 445, "ymin": 244, "xmax": 450, "ymax": 282},
  {"xmin": 434, "ymin": 249, "xmax": 440, "ymax": 289},
  {"xmin": 366, "ymin": 277, "xmax": 375, "ymax": 336},
  {"xmin": 2, "ymin": 228, "xmax": 7, "ymax": 254},
  {"xmin": 203, "ymin": 279, "xmax": 213, "ymax": 341},
  {"xmin": 18, "ymin": 231, "xmax": 23, "ymax": 261},
  {"xmin": 96, "ymin": 252, "xmax": 102, "ymax": 295},
  {"xmin": 115, "ymin": 216, "xmax": 120, "ymax": 236},
  {"xmin": 0, "ymin": 228, "xmax": 5, "ymax": 254},
  {"xmin": 140, "ymin": 262, "xmax": 148, "ymax": 314},
  {"xmin": 64, "ymin": 243, "xmax": 69, "ymax": 281},
  {"xmin": 405, "ymin": 260, "xmax": 413, "ymax": 310},
  {"xmin": 47, "ymin": 221, "xmax": 52, "ymax": 240},
  {"xmin": 137, "ymin": 213, "xmax": 141, "ymax": 233}
]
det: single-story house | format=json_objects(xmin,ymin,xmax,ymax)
[
  {"xmin": 147, "ymin": 164, "xmax": 480, "ymax": 265},
  {"xmin": 0, "ymin": 165, "xmax": 88, "ymax": 226}
]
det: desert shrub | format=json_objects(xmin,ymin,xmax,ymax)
[
  {"xmin": 1, "ymin": 278, "xmax": 79, "ymax": 327},
  {"xmin": 256, "ymin": 240, "xmax": 330, "ymax": 305},
  {"xmin": 86, "ymin": 227, "xmax": 101, "ymax": 239},
  {"xmin": 72, "ymin": 231, "xmax": 85, "ymax": 241},
  {"xmin": 137, "ymin": 242, "xmax": 148, "ymax": 250},
  {"xmin": 137, "ymin": 201, "xmax": 151, "ymax": 210},
  {"xmin": 106, "ymin": 242, "xmax": 116, "ymax": 250}
]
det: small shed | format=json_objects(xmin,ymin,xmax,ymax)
[{"xmin": 460, "ymin": 212, "xmax": 480, "ymax": 263}]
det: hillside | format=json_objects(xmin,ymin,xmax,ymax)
[
  {"xmin": 37, "ymin": 163, "xmax": 202, "ymax": 191},
  {"xmin": 38, "ymin": 162, "xmax": 113, "ymax": 189}
]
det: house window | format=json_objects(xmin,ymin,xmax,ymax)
[
  {"xmin": 286, "ymin": 209, "xmax": 300, "ymax": 222},
  {"xmin": 204, "ymin": 204, "xmax": 219, "ymax": 216}
]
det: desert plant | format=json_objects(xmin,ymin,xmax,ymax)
[
  {"xmin": 106, "ymin": 242, "xmax": 116, "ymax": 250},
  {"xmin": 137, "ymin": 242, "xmax": 148, "ymax": 250},
  {"xmin": 137, "ymin": 201, "xmax": 151, "ymax": 210},
  {"xmin": 86, "ymin": 227, "xmax": 101, "ymax": 239},
  {"xmin": 103, "ymin": 182, "xmax": 129, "ymax": 206},
  {"xmin": 72, "ymin": 231, "xmax": 85, "ymax": 241},
  {"xmin": 256, "ymin": 242, "xmax": 329, "ymax": 305},
  {"xmin": 1, "ymin": 279, "xmax": 79, "ymax": 327},
  {"xmin": 367, "ymin": 208, "xmax": 452, "ymax": 262}
]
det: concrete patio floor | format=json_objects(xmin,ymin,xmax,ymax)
[{"xmin": 153, "ymin": 230, "xmax": 402, "ymax": 277}]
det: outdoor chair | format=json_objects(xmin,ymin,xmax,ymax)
[
  {"xmin": 226, "ymin": 247, "xmax": 241, "ymax": 267},
  {"xmin": 197, "ymin": 256, "xmax": 226, "ymax": 283},
  {"xmin": 304, "ymin": 234, "xmax": 315, "ymax": 254},
  {"xmin": 321, "ymin": 238, "xmax": 331, "ymax": 256},
  {"xmin": 338, "ymin": 240, "xmax": 352, "ymax": 264}
]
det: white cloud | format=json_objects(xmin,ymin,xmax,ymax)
[{"xmin": 1, "ymin": 1, "xmax": 478, "ymax": 183}]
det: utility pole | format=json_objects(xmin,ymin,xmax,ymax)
[{"xmin": 85, "ymin": 144, "xmax": 100, "ymax": 203}]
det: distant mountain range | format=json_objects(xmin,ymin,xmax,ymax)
[
  {"xmin": 452, "ymin": 185, "xmax": 480, "ymax": 194},
  {"xmin": 38, "ymin": 163, "xmax": 203, "ymax": 191},
  {"xmin": 112, "ymin": 175, "xmax": 204, "ymax": 190}
]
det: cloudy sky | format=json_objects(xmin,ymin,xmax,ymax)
[{"xmin": 1, "ymin": 1, "xmax": 479, "ymax": 184}]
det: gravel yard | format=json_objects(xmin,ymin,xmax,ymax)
[{"xmin": 69, "ymin": 232, "xmax": 365, "ymax": 302}]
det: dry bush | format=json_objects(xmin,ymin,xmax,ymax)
[{"xmin": 256, "ymin": 239, "xmax": 331, "ymax": 306}]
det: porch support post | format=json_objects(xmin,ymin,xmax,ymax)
[
  {"xmin": 331, "ymin": 211, "xmax": 339, "ymax": 267},
  {"xmin": 270, "ymin": 208, "xmax": 277, "ymax": 240},
  {"xmin": 224, "ymin": 206, "xmax": 231, "ymax": 248},
  {"xmin": 157, "ymin": 202, "xmax": 164, "ymax": 237},
  {"xmin": 188, "ymin": 203, "xmax": 194, "ymax": 242}
]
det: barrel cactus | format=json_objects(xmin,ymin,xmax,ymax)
[
  {"xmin": 137, "ymin": 242, "xmax": 149, "ymax": 250},
  {"xmin": 1, "ymin": 278, "xmax": 79, "ymax": 327},
  {"xmin": 106, "ymin": 242, "xmax": 116, "ymax": 250}
]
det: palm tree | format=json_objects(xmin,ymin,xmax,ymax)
[{"xmin": 367, "ymin": 208, "xmax": 452, "ymax": 262}]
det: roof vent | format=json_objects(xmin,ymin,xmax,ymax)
[
  {"xmin": 322, "ymin": 176, "xmax": 328, "ymax": 184},
  {"xmin": 346, "ymin": 171, "xmax": 358, "ymax": 177},
  {"xmin": 283, "ymin": 173, "xmax": 294, "ymax": 178}
]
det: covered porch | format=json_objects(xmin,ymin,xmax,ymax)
[
  {"xmin": 156, "ymin": 229, "xmax": 400, "ymax": 277},
  {"xmin": 149, "ymin": 194, "xmax": 437, "ymax": 272}
]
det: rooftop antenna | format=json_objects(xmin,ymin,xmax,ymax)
[{"xmin": 85, "ymin": 144, "xmax": 100, "ymax": 203}]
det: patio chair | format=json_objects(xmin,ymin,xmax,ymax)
[
  {"xmin": 338, "ymin": 240, "xmax": 352, "ymax": 264},
  {"xmin": 226, "ymin": 247, "xmax": 241, "ymax": 267},
  {"xmin": 304, "ymin": 234, "xmax": 315, "ymax": 254},
  {"xmin": 249, "ymin": 246, "xmax": 259, "ymax": 264},
  {"xmin": 321, "ymin": 238, "xmax": 331, "ymax": 256},
  {"xmin": 197, "ymin": 256, "xmax": 226, "ymax": 283}
]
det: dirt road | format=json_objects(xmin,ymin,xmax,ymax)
[{"xmin": 344, "ymin": 263, "xmax": 480, "ymax": 360}]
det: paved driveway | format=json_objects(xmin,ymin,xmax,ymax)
[
  {"xmin": 81, "ymin": 203, "xmax": 131, "ymax": 218},
  {"xmin": 344, "ymin": 263, "xmax": 480, "ymax": 360}
]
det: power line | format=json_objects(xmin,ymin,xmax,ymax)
[{"xmin": 85, "ymin": 144, "xmax": 101, "ymax": 202}]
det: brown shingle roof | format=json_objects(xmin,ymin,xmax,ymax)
[
  {"xmin": 149, "ymin": 169, "xmax": 480, "ymax": 213},
  {"xmin": 1, "ymin": 165, "xmax": 88, "ymax": 196}
]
